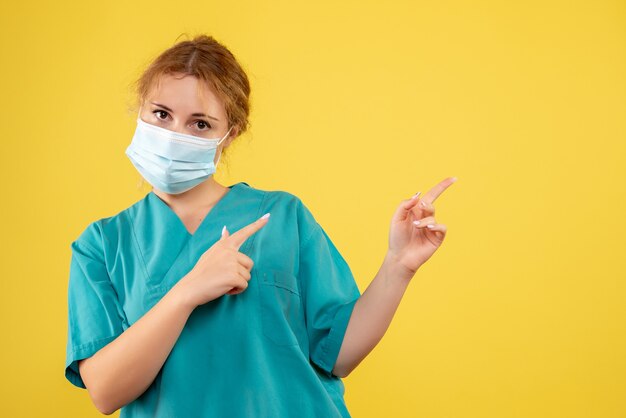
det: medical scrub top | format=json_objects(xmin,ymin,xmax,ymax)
[{"xmin": 65, "ymin": 181, "xmax": 361, "ymax": 417}]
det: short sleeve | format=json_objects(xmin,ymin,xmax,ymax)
[
  {"xmin": 297, "ymin": 199, "xmax": 361, "ymax": 378},
  {"xmin": 65, "ymin": 221, "xmax": 128, "ymax": 389}
]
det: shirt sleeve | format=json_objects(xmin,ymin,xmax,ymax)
[
  {"xmin": 64, "ymin": 221, "xmax": 128, "ymax": 389},
  {"xmin": 296, "ymin": 198, "xmax": 361, "ymax": 378}
]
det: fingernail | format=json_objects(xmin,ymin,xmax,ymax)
[
  {"xmin": 427, "ymin": 224, "xmax": 435, "ymax": 229},
  {"xmin": 412, "ymin": 191, "xmax": 421, "ymax": 200},
  {"xmin": 260, "ymin": 212, "xmax": 270, "ymax": 220},
  {"xmin": 451, "ymin": 176, "xmax": 458, "ymax": 182},
  {"xmin": 222, "ymin": 225, "xmax": 226, "ymax": 235},
  {"xmin": 413, "ymin": 220, "xmax": 421, "ymax": 225}
]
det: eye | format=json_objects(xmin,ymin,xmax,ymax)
[
  {"xmin": 153, "ymin": 110, "xmax": 169, "ymax": 120},
  {"xmin": 151, "ymin": 110, "xmax": 212, "ymax": 131},
  {"xmin": 195, "ymin": 120, "xmax": 212, "ymax": 130}
]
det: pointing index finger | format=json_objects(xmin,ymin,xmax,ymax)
[
  {"xmin": 226, "ymin": 213, "xmax": 270, "ymax": 250},
  {"xmin": 422, "ymin": 176, "xmax": 457, "ymax": 204}
]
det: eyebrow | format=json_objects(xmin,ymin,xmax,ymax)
[{"xmin": 150, "ymin": 102, "xmax": 220, "ymax": 121}]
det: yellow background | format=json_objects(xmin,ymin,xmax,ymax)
[{"xmin": 1, "ymin": 0, "xmax": 625, "ymax": 417}]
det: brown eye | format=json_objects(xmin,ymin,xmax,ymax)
[
  {"xmin": 154, "ymin": 110, "xmax": 168, "ymax": 120},
  {"xmin": 196, "ymin": 120, "xmax": 212, "ymax": 130}
]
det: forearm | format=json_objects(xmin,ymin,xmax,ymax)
[
  {"xmin": 79, "ymin": 280, "xmax": 195, "ymax": 415},
  {"xmin": 332, "ymin": 252, "xmax": 414, "ymax": 377}
]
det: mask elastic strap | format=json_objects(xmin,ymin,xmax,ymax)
[
  {"xmin": 217, "ymin": 126, "xmax": 233, "ymax": 146},
  {"xmin": 215, "ymin": 147, "xmax": 224, "ymax": 169},
  {"xmin": 214, "ymin": 126, "xmax": 233, "ymax": 170}
]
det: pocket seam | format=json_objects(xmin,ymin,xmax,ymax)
[
  {"xmin": 261, "ymin": 269, "xmax": 300, "ymax": 296},
  {"xmin": 258, "ymin": 268, "xmax": 303, "ymax": 347}
]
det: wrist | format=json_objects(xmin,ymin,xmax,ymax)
[
  {"xmin": 384, "ymin": 251, "xmax": 418, "ymax": 283},
  {"xmin": 169, "ymin": 279, "xmax": 198, "ymax": 313}
]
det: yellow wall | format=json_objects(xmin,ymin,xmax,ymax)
[{"xmin": 1, "ymin": 0, "xmax": 624, "ymax": 416}]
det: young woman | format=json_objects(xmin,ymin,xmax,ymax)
[{"xmin": 64, "ymin": 34, "xmax": 456, "ymax": 417}]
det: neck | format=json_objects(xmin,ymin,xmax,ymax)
[{"xmin": 152, "ymin": 177, "xmax": 228, "ymax": 211}]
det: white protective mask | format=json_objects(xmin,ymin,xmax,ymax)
[{"xmin": 125, "ymin": 108, "xmax": 233, "ymax": 194}]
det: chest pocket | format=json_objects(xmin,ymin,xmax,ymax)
[{"xmin": 257, "ymin": 269, "xmax": 306, "ymax": 347}]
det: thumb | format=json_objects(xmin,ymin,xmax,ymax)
[{"xmin": 221, "ymin": 225, "xmax": 230, "ymax": 239}]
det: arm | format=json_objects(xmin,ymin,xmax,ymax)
[
  {"xmin": 78, "ymin": 281, "xmax": 195, "ymax": 415},
  {"xmin": 332, "ymin": 177, "xmax": 456, "ymax": 378},
  {"xmin": 332, "ymin": 251, "xmax": 413, "ymax": 378},
  {"xmin": 72, "ymin": 214, "xmax": 267, "ymax": 414}
]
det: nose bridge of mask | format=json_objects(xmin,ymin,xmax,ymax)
[
  {"xmin": 137, "ymin": 104, "xmax": 233, "ymax": 147},
  {"xmin": 133, "ymin": 121, "xmax": 216, "ymax": 163}
]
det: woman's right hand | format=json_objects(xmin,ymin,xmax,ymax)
[{"xmin": 176, "ymin": 213, "xmax": 270, "ymax": 309}]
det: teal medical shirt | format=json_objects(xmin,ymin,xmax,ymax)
[{"xmin": 65, "ymin": 181, "xmax": 361, "ymax": 417}]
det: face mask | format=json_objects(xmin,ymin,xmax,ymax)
[{"xmin": 125, "ymin": 108, "xmax": 233, "ymax": 194}]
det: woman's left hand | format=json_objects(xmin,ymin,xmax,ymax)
[{"xmin": 387, "ymin": 176, "xmax": 457, "ymax": 279}]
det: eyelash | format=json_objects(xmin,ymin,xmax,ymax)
[{"xmin": 152, "ymin": 110, "xmax": 212, "ymax": 130}]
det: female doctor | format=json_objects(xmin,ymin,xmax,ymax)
[{"xmin": 64, "ymin": 34, "xmax": 456, "ymax": 417}]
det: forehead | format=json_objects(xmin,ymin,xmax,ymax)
[{"xmin": 146, "ymin": 73, "xmax": 225, "ymax": 116}]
